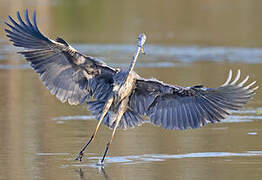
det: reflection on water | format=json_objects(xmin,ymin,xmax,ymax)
[
  {"xmin": 76, "ymin": 167, "xmax": 109, "ymax": 180},
  {"xmin": 1, "ymin": 0, "xmax": 262, "ymax": 180}
]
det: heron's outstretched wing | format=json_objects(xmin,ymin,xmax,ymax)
[
  {"xmin": 5, "ymin": 10, "xmax": 116, "ymax": 105},
  {"xmin": 129, "ymin": 70, "xmax": 258, "ymax": 130}
]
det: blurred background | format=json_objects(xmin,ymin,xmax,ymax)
[{"xmin": 0, "ymin": 0, "xmax": 262, "ymax": 180}]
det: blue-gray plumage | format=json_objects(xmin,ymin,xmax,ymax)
[{"xmin": 5, "ymin": 10, "xmax": 258, "ymax": 164}]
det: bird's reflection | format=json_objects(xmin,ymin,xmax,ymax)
[
  {"xmin": 99, "ymin": 166, "xmax": 109, "ymax": 180},
  {"xmin": 77, "ymin": 168, "xmax": 85, "ymax": 180},
  {"xmin": 77, "ymin": 166, "xmax": 109, "ymax": 180}
]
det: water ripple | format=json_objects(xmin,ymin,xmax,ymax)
[
  {"xmin": 0, "ymin": 64, "xmax": 30, "ymax": 70},
  {"xmin": 52, "ymin": 113, "xmax": 262, "ymax": 124},
  {"xmin": 2, "ymin": 44, "xmax": 262, "ymax": 64},
  {"xmin": 52, "ymin": 115, "xmax": 96, "ymax": 121},
  {"xmin": 37, "ymin": 152, "xmax": 69, "ymax": 156},
  {"xmin": 0, "ymin": 62, "xmax": 181, "ymax": 70},
  {"xmin": 74, "ymin": 44, "xmax": 262, "ymax": 63},
  {"xmin": 66, "ymin": 151, "xmax": 262, "ymax": 167}
]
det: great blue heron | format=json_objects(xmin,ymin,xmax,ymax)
[{"xmin": 5, "ymin": 10, "xmax": 258, "ymax": 164}]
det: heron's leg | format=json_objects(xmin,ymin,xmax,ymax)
[
  {"xmin": 75, "ymin": 97, "xmax": 113, "ymax": 161},
  {"xmin": 100, "ymin": 98, "xmax": 128, "ymax": 164}
]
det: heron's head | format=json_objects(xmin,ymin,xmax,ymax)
[{"xmin": 138, "ymin": 33, "xmax": 146, "ymax": 55}]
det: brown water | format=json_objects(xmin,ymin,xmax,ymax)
[{"xmin": 1, "ymin": 1, "xmax": 262, "ymax": 180}]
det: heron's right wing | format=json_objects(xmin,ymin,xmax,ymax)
[
  {"xmin": 5, "ymin": 10, "xmax": 116, "ymax": 105},
  {"xmin": 128, "ymin": 70, "xmax": 257, "ymax": 130}
]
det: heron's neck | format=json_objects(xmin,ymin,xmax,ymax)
[{"xmin": 127, "ymin": 46, "xmax": 141, "ymax": 74}]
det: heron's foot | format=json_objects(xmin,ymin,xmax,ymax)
[
  {"xmin": 96, "ymin": 160, "xmax": 105, "ymax": 167},
  {"xmin": 75, "ymin": 151, "xmax": 84, "ymax": 161}
]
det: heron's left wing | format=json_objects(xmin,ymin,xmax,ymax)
[
  {"xmin": 5, "ymin": 10, "xmax": 116, "ymax": 105},
  {"xmin": 128, "ymin": 70, "xmax": 257, "ymax": 129}
]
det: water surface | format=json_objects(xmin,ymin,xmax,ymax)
[{"xmin": 1, "ymin": 1, "xmax": 262, "ymax": 180}]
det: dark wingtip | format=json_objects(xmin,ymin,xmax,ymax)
[
  {"xmin": 4, "ymin": 21, "xmax": 11, "ymax": 28},
  {"xmin": 16, "ymin": 11, "xmax": 21, "ymax": 20},
  {"xmin": 56, "ymin": 37, "xmax": 69, "ymax": 46},
  {"xmin": 25, "ymin": 9, "xmax": 28, "ymax": 17},
  {"xmin": 25, "ymin": 9, "xmax": 29, "ymax": 23},
  {"xmin": 4, "ymin": 28, "xmax": 12, "ymax": 35},
  {"xmin": 33, "ymin": 10, "xmax": 36, "ymax": 23},
  {"xmin": 24, "ymin": 9, "xmax": 33, "ymax": 27},
  {"xmin": 8, "ymin": 15, "xmax": 15, "ymax": 23},
  {"xmin": 32, "ymin": 10, "xmax": 39, "ymax": 31}
]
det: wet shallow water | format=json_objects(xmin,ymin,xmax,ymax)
[{"xmin": 1, "ymin": 1, "xmax": 262, "ymax": 180}]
